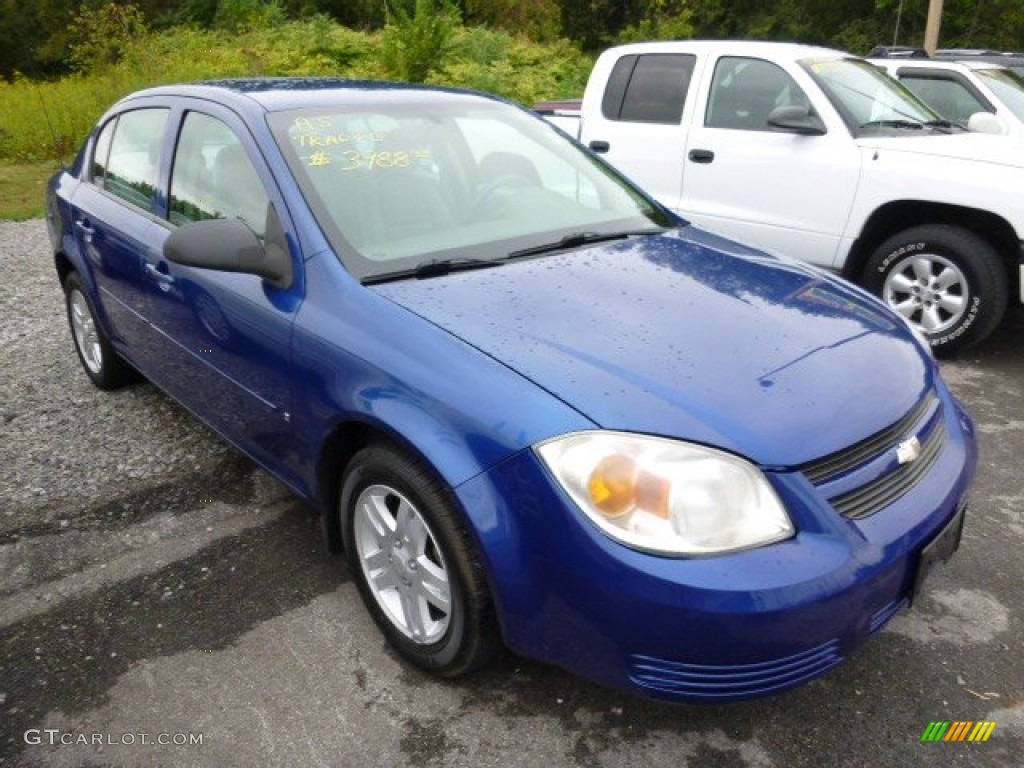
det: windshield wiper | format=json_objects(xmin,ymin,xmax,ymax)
[
  {"xmin": 363, "ymin": 229, "xmax": 667, "ymax": 285},
  {"xmin": 508, "ymin": 230, "xmax": 661, "ymax": 260},
  {"xmin": 859, "ymin": 118, "xmax": 924, "ymax": 130},
  {"xmin": 922, "ymin": 119, "xmax": 961, "ymax": 133},
  {"xmin": 412, "ymin": 257, "xmax": 499, "ymax": 278},
  {"xmin": 363, "ymin": 256, "xmax": 500, "ymax": 284}
]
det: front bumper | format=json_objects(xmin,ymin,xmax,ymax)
[{"xmin": 454, "ymin": 385, "xmax": 977, "ymax": 703}]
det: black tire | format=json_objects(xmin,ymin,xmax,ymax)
[
  {"xmin": 862, "ymin": 224, "xmax": 1007, "ymax": 357},
  {"xmin": 63, "ymin": 271, "xmax": 137, "ymax": 389},
  {"xmin": 339, "ymin": 443, "xmax": 500, "ymax": 677}
]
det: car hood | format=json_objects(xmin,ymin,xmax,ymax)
[
  {"xmin": 859, "ymin": 131, "xmax": 1024, "ymax": 167},
  {"xmin": 372, "ymin": 228, "xmax": 933, "ymax": 468}
]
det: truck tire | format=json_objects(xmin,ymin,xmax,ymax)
[{"xmin": 862, "ymin": 225, "xmax": 1007, "ymax": 356}]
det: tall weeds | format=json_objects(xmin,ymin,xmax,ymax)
[{"xmin": 0, "ymin": 19, "xmax": 589, "ymax": 164}]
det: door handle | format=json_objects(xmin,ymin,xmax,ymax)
[
  {"xmin": 74, "ymin": 219, "xmax": 95, "ymax": 239},
  {"xmin": 589, "ymin": 140, "xmax": 610, "ymax": 154},
  {"xmin": 144, "ymin": 262, "xmax": 176, "ymax": 290},
  {"xmin": 688, "ymin": 149, "xmax": 715, "ymax": 164}
]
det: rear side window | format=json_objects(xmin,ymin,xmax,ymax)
[
  {"xmin": 602, "ymin": 54, "xmax": 695, "ymax": 124},
  {"xmin": 90, "ymin": 119, "xmax": 115, "ymax": 183},
  {"xmin": 97, "ymin": 108, "xmax": 169, "ymax": 209}
]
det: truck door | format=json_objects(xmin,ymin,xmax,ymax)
[
  {"xmin": 681, "ymin": 55, "xmax": 861, "ymax": 268},
  {"xmin": 579, "ymin": 53, "xmax": 697, "ymax": 211}
]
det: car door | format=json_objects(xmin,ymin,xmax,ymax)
[
  {"xmin": 141, "ymin": 106, "xmax": 304, "ymax": 480},
  {"xmin": 69, "ymin": 107, "xmax": 170, "ymax": 355},
  {"xmin": 681, "ymin": 55, "xmax": 862, "ymax": 268},
  {"xmin": 579, "ymin": 53, "xmax": 698, "ymax": 210}
]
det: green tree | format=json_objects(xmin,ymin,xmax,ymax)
[
  {"xmin": 214, "ymin": 0, "xmax": 289, "ymax": 32},
  {"xmin": 66, "ymin": 2, "xmax": 150, "ymax": 73},
  {"xmin": 380, "ymin": 0, "xmax": 461, "ymax": 82},
  {"xmin": 617, "ymin": 0, "xmax": 694, "ymax": 42},
  {"xmin": 464, "ymin": 0, "xmax": 562, "ymax": 42},
  {"xmin": 559, "ymin": 0, "xmax": 619, "ymax": 50}
]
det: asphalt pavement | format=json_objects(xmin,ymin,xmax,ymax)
[{"xmin": 1, "ymin": 219, "xmax": 1021, "ymax": 767}]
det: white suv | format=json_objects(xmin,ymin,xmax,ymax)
[{"xmin": 870, "ymin": 58, "xmax": 1024, "ymax": 137}]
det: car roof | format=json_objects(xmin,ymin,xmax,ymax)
[
  {"xmin": 868, "ymin": 58, "xmax": 1005, "ymax": 73},
  {"xmin": 112, "ymin": 77, "xmax": 500, "ymax": 114},
  {"xmin": 604, "ymin": 40, "xmax": 849, "ymax": 63},
  {"xmin": 933, "ymin": 51, "xmax": 1024, "ymax": 68}
]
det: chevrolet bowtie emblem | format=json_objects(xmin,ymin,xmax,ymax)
[{"xmin": 896, "ymin": 436, "xmax": 922, "ymax": 465}]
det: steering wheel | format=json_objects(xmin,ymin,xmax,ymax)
[{"xmin": 471, "ymin": 174, "xmax": 535, "ymax": 221}]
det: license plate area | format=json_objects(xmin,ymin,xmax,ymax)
[{"xmin": 911, "ymin": 504, "xmax": 966, "ymax": 603}]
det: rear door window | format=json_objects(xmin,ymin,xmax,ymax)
[
  {"xmin": 604, "ymin": 54, "xmax": 696, "ymax": 124},
  {"xmin": 97, "ymin": 108, "xmax": 169, "ymax": 210}
]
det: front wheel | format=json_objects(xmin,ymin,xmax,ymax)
[
  {"xmin": 862, "ymin": 225, "xmax": 1008, "ymax": 357},
  {"xmin": 339, "ymin": 444, "xmax": 500, "ymax": 677}
]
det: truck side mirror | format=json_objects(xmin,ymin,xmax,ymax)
[
  {"xmin": 966, "ymin": 111, "xmax": 1008, "ymax": 135},
  {"xmin": 767, "ymin": 105, "xmax": 827, "ymax": 136}
]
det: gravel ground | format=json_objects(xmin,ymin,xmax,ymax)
[
  {"xmin": 1, "ymin": 219, "xmax": 239, "ymax": 531},
  {"xmin": 2, "ymin": 218, "xmax": 1021, "ymax": 767}
]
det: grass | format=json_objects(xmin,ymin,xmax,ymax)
[
  {"xmin": 0, "ymin": 21, "xmax": 591, "ymax": 221},
  {"xmin": 0, "ymin": 162, "xmax": 59, "ymax": 220}
]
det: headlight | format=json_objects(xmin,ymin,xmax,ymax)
[{"xmin": 536, "ymin": 431, "xmax": 794, "ymax": 556}]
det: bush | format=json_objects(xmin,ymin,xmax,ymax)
[
  {"xmin": 442, "ymin": 27, "xmax": 591, "ymax": 104},
  {"xmin": 380, "ymin": 0, "xmax": 461, "ymax": 83},
  {"xmin": 0, "ymin": 18, "xmax": 591, "ymax": 164},
  {"xmin": 67, "ymin": 2, "xmax": 149, "ymax": 73},
  {"xmin": 214, "ymin": 0, "xmax": 288, "ymax": 33}
]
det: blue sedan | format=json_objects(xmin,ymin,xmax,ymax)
[{"xmin": 45, "ymin": 78, "xmax": 976, "ymax": 702}]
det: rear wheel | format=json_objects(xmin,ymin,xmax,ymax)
[
  {"xmin": 339, "ymin": 443, "xmax": 500, "ymax": 676},
  {"xmin": 63, "ymin": 271, "xmax": 136, "ymax": 389},
  {"xmin": 862, "ymin": 224, "xmax": 1007, "ymax": 356}
]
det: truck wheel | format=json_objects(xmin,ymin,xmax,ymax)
[
  {"xmin": 339, "ymin": 443, "xmax": 501, "ymax": 677},
  {"xmin": 862, "ymin": 225, "xmax": 1007, "ymax": 356}
]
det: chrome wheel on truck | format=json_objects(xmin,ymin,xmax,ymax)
[{"xmin": 864, "ymin": 224, "xmax": 1007, "ymax": 356}]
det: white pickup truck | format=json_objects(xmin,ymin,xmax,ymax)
[{"xmin": 536, "ymin": 40, "xmax": 1024, "ymax": 355}]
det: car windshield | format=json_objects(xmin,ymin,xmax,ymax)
[
  {"xmin": 802, "ymin": 57, "xmax": 941, "ymax": 133},
  {"xmin": 975, "ymin": 68, "xmax": 1024, "ymax": 121},
  {"xmin": 268, "ymin": 95, "xmax": 674, "ymax": 280}
]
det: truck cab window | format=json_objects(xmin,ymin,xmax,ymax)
[
  {"xmin": 707, "ymin": 57, "xmax": 810, "ymax": 131},
  {"xmin": 606, "ymin": 54, "xmax": 696, "ymax": 124}
]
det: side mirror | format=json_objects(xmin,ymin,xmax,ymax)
[
  {"xmin": 966, "ymin": 111, "xmax": 1008, "ymax": 135},
  {"xmin": 164, "ymin": 208, "xmax": 292, "ymax": 289},
  {"xmin": 766, "ymin": 105, "xmax": 827, "ymax": 136}
]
